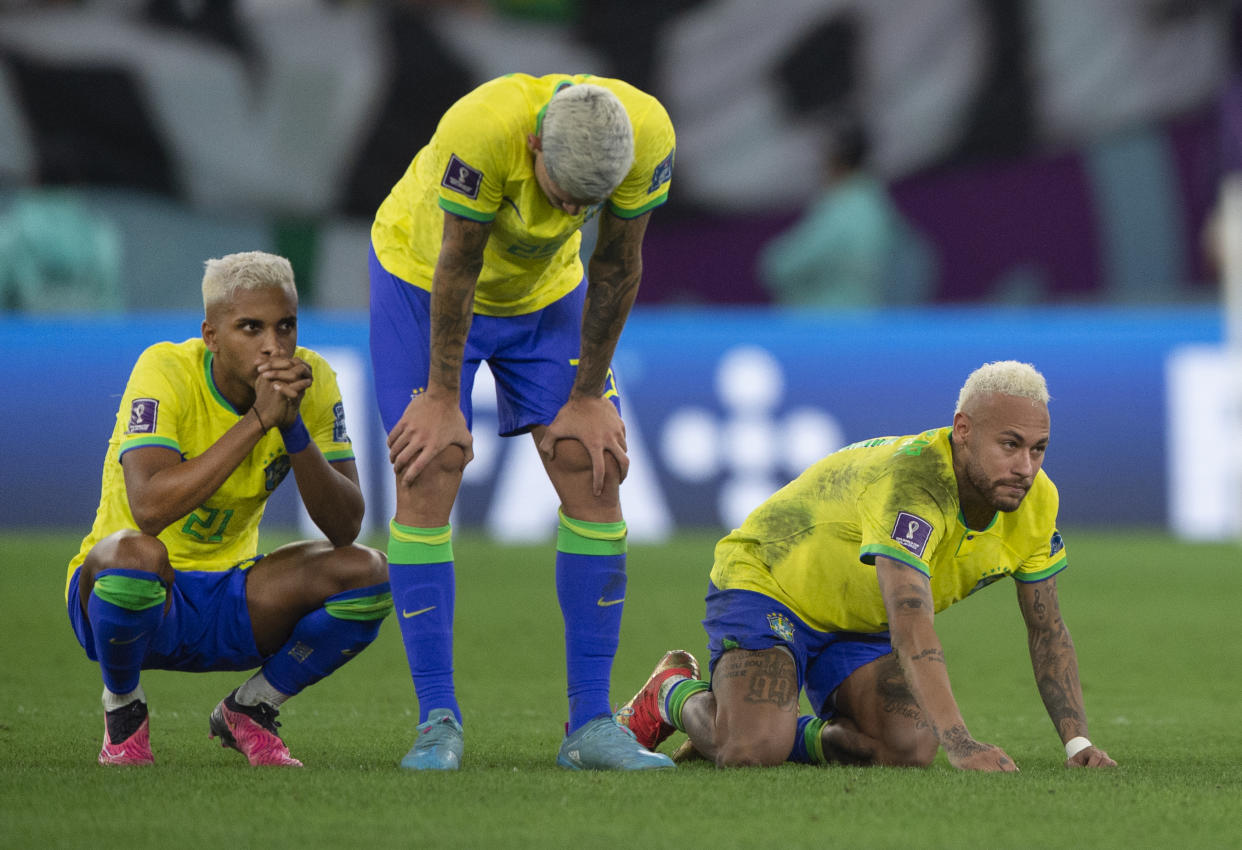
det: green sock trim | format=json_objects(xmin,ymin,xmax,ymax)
[
  {"xmin": 325, "ymin": 591, "xmax": 394, "ymax": 621},
  {"xmin": 804, "ymin": 717, "xmax": 828, "ymax": 765},
  {"xmin": 93, "ymin": 574, "xmax": 166, "ymax": 611},
  {"xmin": 667, "ymin": 679, "xmax": 710, "ymax": 733},
  {"xmin": 388, "ymin": 520, "xmax": 453, "ymax": 564},
  {"xmin": 555, "ymin": 509, "xmax": 627, "ymax": 556}
]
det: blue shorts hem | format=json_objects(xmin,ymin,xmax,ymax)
[
  {"xmin": 701, "ymin": 583, "xmax": 893, "ymax": 718},
  {"xmin": 66, "ymin": 559, "xmax": 264, "ymax": 674}
]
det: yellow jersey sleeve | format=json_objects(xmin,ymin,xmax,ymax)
[
  {"xmin": 857, "ymin": 477, "xmax": 954, "ymax": 579},
  {"xmin": 606, "ymin": 88, "xmax": 675, "ymax": 219},
  {"xmin": 433, "ymin": 84, "xmax": 525, "ymax": 223},
  {"xmin": 117, "ymin": 342, "xmax": 193, "ymax": 459},
  {"xmin": 298, "ymin": 348, "xmax": 356, "ymax": 463},
  {"xmin": 1009, "ymin": 474, "xmax": 1068, "ymax": 582}
]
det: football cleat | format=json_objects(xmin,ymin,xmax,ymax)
[
  {"xmin": 400, "ymin": 709, "xmax": 464, "ymax": 771},
  {"xmin": 556, "ymin": 714, "xmax": 674, "ymax": 771},
  {"xmin": 99, "ymin": 699, "xmax": 154, "ymax": 766},
  {"xmin": 209, "ymin": 690, "xmax": 302, "ymax": 767},
  {"xmin": 614, "ymin": 649, "xmax": 700, "ymax": 751}
]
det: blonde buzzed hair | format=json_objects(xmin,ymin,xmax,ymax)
[
  {"xmin": 202, "ymin": 251, "xmax": 297, "ymax": 314},
  {"xmin": 955, "ymin": 360, "xmax": 1050, "ymax": 414},
  {"xmin": 541, "ymin": 84, "xmax": 635, "ymax": 203}
]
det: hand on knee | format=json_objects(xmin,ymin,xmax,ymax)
[{"xmin": 545, "ymin": 439, "xmax": 622, "ymax": 515}]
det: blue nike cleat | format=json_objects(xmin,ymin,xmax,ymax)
[
  {"xmin": 400, "ymin": 708, "xmax": 463, "ymax": 771},
  {"xmin": 556, "ymin": 714, "xmax": 675, "ymax": 771}
]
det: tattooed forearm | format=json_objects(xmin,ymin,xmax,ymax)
[
  {"xmin": 909, "ymin": 648, "xmax": 945, "ymax": 664},
  {"xmin": 577, "ymin": 275, "xmax": 637, "ymax": 387},
  {"xmin": 428, "ymin": 292, "xmax": 473, "ymax": 389},
  {"xmin": 576, "ymin": 215, "xmax": 647, "ymax": 395},
  {"xmin": 429, "ymin": 217, "xmax": 488, "ymax": 389},
  {"xmin": 1033, "ymin": 591, "xmax": 1046, "ymax": 617},
  {"xmin": 577, "ymin": 268, "xmax": 639, "ymax": 395},
  {"xmin": 1029, "ymin": 621, "xmax": 1088, "ymax": 735}
]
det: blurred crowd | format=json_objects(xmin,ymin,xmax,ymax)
[{"xmin": 1, "ymin": 0, "xmax": 1239, "ymax": 311}]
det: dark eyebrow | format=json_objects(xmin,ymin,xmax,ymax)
[{"xmin": 999, "ymin": 429, "xmax": 1048, "ymax": 445}]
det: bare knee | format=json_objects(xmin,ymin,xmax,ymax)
[
  {"xmin": 547, "ymin": 438, "xmax": 620, "ymax": 480},
  {"xmin": 714, "ymin": 732, "xmax": 793, "ymax": 768},
  {"xmin": 328, "ymin": 543, "xmax": 388, "ymax": 591},
  {"xmin": 885, "ymin": 730, "xmax": 939, "ymax": 768},
  {"xmin": 78, "ymin": 530, "xmax": 171, "ymax": 610},
  {"xmin": 82, "ymin": 530, "xmax": 170, "ymax": 582},
  {"xmin": 395, "ymin": 446, "xmax": 467, "ymax": 526},
  {"xmin": 543, "ymin": 438, "xmax": 622, "ymax": 515},
  {"xmin": 431, "ymin": 444, "xmax": 468, "ymax": 475},
  {"xmin": 870, "ymin": 726, "xmax": 938, "ymax": 768}
]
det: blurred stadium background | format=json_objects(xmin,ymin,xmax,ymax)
[{"xmin": 1, "ymin": 0, "xmax": 1239, "ymax": 543}]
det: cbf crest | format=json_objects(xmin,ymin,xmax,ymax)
[
  {"xmin": 265, "ymin": 454, "xmax": 292, "ymax": 491},
  {"xmin": 766, "ymin": 612, "xmax": 795, "ymax": 642}
]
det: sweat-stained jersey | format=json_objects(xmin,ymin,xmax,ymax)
[
  {"xmin": 66, "ymin": 338, "xmax": 355, "ymax": 598},
  {"xmin": 709, "ymin": 427, "xmax": 1067, "ymax": 634},
  {"xmin": 370, "ymin": 73, "xmax": 675, "ymax": 317}
]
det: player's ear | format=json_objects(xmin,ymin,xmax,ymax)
[
  {"xmin": 202, "ymin": 319, "xmax": 218, "ymax": 353},
  {"xmin": 526, "ymin": 133, "xmax": 542, "ymax": 153},
  {"xmin": 952, "ymin": 410, "xmax": 971, "ymax": 443}
]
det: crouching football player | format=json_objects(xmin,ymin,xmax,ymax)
[
  {"xmin": 618, "ymin": 361, "xmax": 1116, "ymax": 773},
  {"xmin": 65, "ymin": 251, "xmax": 391, "ymax": 767}
]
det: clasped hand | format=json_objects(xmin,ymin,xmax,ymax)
[{"xmin": 254, "ymin": 356, "xmax": 312, "ymax": 430}]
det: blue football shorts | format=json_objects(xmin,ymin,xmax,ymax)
[
  {"xmin": 368, "ymin": 242, "xmax": 621, "ymax": 437},
  {"xmin": 67, "ymin": 557, "xmax": 264, "ymax": 673},
  {"xmin": 701, "ymin": 582, "xmax": 894, "ymax": 719}
]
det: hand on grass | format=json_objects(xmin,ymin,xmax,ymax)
[{"xmin": 1067, "ymin": 745, "xmax": 1116, "ymax": 768}]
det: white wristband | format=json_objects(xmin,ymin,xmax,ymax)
[{"xmin": 1064, "ymin": 736, "xmax": 1092, "ymax": 759}]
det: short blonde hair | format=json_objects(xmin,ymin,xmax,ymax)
[
  {"xmin": 541, "ymin": 84, "xmax": 634, "ymax": 203},
  {"xmin": 202, "ymin": 251, "xmax": 296, "ymax": 313},
  {"xmin": 955, "ymin": 360, "xmax": 1049, "ymax": 414}
]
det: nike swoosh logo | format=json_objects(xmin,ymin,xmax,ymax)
[
  {"xmin": 402, "ymin": 606, "xmax": 437, "ymax": 619},
  {"xmin": 596, "ymin": 597, "xmax": 625, "ymax": 608},
  {"xmin": 108, "ymin": 631, "xmax": 148, "ymax": 646}
]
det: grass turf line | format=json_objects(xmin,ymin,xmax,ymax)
[{"xmin": 1, "ymin": 529, "xmax": 1239, "ymax": 848}]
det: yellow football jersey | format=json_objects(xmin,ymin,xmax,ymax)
[
  {"xmin": 66, "ymin": 339, "xmax": 355, "ymax": 598},
  {"xmin": 371, "ymin": 73, "xmax": 676, "ymax": 317},
  {"xmin": 709, "ymin": 427, "xmax": 1067, "ymax": 634}
]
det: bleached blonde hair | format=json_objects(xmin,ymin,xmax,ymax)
[
  {"xmin": 955, "ymin": 360, "xmax": 1049, "ymax": 414},
  {"xmin": 541, "ymin": 83, "xmax": 634, "ymax": 203},
  {"xmin": 201, "ymin": 251, "xmax": 297, "ymax": 314}
]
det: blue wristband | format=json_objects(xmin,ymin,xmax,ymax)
[{"xmin": 280, "ymin": 415, "xmax": 311, "ymax": 454}]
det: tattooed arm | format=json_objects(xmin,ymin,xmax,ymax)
[
  {"xmin": 387, "ymin": 212, "xmax": 490, "ymax": 487},
  {"xmin": 537, "ymin": 209, "xmax": 650, "ymax": 495},
  {"xmin": 1015, "ymin": 577, "xmax": 1116, "ymax": 767},
  {"xmin": 876, "ymin": 556, "xmax": 1019, "ymax": 772}
]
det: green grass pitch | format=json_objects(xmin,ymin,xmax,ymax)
[{"xmin": 1, "ymin": 528, "xmax": 1239, "ymax": 848}]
